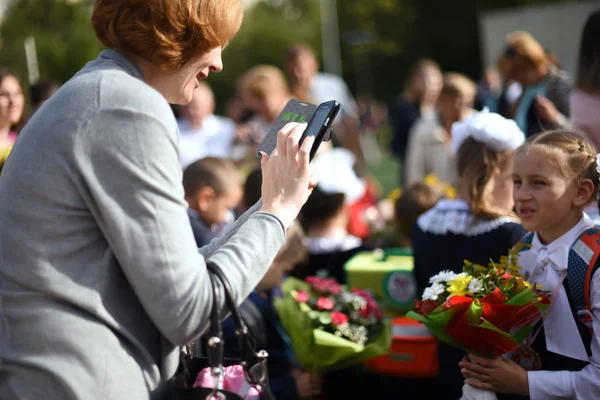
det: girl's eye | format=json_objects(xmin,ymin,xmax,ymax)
[
  {"xmin": 512, "ymin": 179, "xmax": 522, "ymax": 185},
  {"xmin": 533, "ymin": 180, "xmax": 546, "ymax": 186}
]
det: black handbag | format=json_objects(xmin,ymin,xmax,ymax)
[{"xmin": 165, "ymin": 262, "xmax": 275, "ymax": 400}]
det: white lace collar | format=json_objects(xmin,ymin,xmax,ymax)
[
  {"xmin": 417, "ymin": 199, "xmax": 518, "ymax": 237},
  {"xmin": 305, "ymin": 231, "xmax": 363, "ymax": 254}
]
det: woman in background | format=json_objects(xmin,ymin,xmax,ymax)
[
  {"xmin": 495, "ymin": 31, "xmax": 572, "ymax": 137},
  {"xmin": 389, "ymin": 58, "xmax": 442, "ymax": 180},
  {"xmin": 0, "ymin": 70, "xmax": 24, "ymax": 151},
  {"xmin": 404, "ymin": 72, "xmax": 477, "ymax": 187}
]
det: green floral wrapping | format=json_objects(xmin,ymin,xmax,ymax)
[{"xmin": 274, "ymin": 277, "xmax": 392, "ymax": 372}]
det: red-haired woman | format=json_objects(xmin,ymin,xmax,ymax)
[{"xmin": 0, "ymin": 1, "xmax": 317, "ymax": 399}]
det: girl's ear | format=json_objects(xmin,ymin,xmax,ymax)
[{"xmin": 573, "ymin": 179, "xmax": 595, "ymax": 208}]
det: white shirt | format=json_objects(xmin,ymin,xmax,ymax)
[
  {"xmin": 310, "ymin": 73, "xmax": 358, "ymax": 121},
  {"xmin": 177, "ymin": 115, "xmax": 236, "ymax": 169},
  {"xmin": 404, "ymin": 117, "xmax": 457, "ymax": 187},
  {"xmin": 517, "ymin": 214, "xmax": 600, "ymax": 399}
]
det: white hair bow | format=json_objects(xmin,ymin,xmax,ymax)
[{"xmin": 451, "ymin": 108, "xmax": 525, "ymax": 155}]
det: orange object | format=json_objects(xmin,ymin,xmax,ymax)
[{"xmin": 365, "ymin": 316, "xmax": 439, "ymax": 378}]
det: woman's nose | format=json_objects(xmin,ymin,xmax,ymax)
[{"xmin": 209, "ymin": 55, "xmax": 223, "ymax": 73}]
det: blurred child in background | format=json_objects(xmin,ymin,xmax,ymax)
[
  {"xmin": 394, "ymin": 182, "xmax": 444, "ymax": 248},
  {"xmin": 219, "ymin": 223, "xmax": 323, "ymax": 399},
  {"xmin": 183, "ymin": 157, "xmax": 243, "ymax": 247}
]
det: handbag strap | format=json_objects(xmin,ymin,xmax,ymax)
[{"xmin": 206, "ymin": 262, "xmax": 274, "ymax": 399}]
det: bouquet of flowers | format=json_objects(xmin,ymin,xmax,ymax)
[
  {"xmin": 274, "ymin": 276, "xmax": 391, "ymax": 372},
  {"xmin": 407, "ymin": 249, "xmax": 551, "ymax": 399}
]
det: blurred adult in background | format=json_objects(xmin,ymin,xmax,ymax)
[
  {"xmin": 474, "ymin": 67, "xmax": 502, "ymax": 111},
  {"xmin": 0, "ymin": 70, "xmax": 24, "ymax": 150},
  {"xmin": 177, "ymin": 82, "xmax": 237, "ymax": 168},
  {"xmin": 389, "ymin": 59, "xmax": 443, "ymax": 172},
  {"xmin": 494, "ymin": 31, "xmax": 572, "ymax": 137},
  {"xmin": 284, "ymin": 43, "xmax": 364, "ymax": 172},
  {"xmin": 0, "ymin": 0, "xmax": 319, "ymax": 398},
  {"xmin": 570, "ymin": 8, "xmax": 600, "ymax": 151},
  {"xmin": 404, "ymin": 72, "xmax": 476, "ymax": 186},
  {"xmin": 237, "ymin": 65, "xmax": 292, "ymax": 146}
]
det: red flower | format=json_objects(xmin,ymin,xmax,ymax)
[
  {"xmin": 317, "ymin": 297, "xmax": 334, "ymax": 310},
  {"xmin": 415, "ymin": 299, "xmax": 438, "ymax": 315},
  {"xmin": 307, "ymin": 276, "xmax": 343, "ymax": 295},
  {"xmin": 294, "ymin": 290, "xmax": 310, "ymax": 303},
  {"xmin": 327, "ymin": 280, "xmax": 342, "ymax": 295},
  {"xmin": 482, "ymin": 287, "xmax": 507, "ymax": 304},
  {"xmin": 501, "ymin": 272, "xmax": 512, "ymax": 281},
  {"xmin": 305, "ymin": 276, "xmax": 319, "ymax": 285},
  {"xmin": 353, "ymin": 289, "xmax": 383, "ymax": 318},
  {"xmin": 330, "ymin": 311, "xmax": 349, "ymax": 325},
  {"xmin": 359, "ymin": 306, "xmax": 371, "ymax": 318}
]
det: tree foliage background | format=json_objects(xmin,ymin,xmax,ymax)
[{"xmin": 0, "ymin": 0, "xmax": 578, "ymax": 111}]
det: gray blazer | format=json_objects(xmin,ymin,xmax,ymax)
[{"xmin": 0, "ymin": 50, "xmax": 286, "ymax": 399}]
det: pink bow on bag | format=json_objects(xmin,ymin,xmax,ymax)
[{"xmin": 194, "ymin": 365, "xmax": 261, "ymax": 400}]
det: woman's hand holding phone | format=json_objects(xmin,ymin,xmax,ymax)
[{"xmin": 259, "ymin": 122, "xmax": 319, "ymax": 229}]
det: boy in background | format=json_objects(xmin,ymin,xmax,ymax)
[
  {"xmin": 183, "ymin": 157, "xmax": 243, "ymax": 247},
  {"xmin": 394, "ymin": 182, "xmax": 444, "ymax": 248}
]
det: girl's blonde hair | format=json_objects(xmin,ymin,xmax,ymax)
[
  {"xmin": 517, "ymin": 131, "xmax": 600, "ymax": 209},
  {"xmin": 238, "ymin": 65, "xmax": 289, "ymax": 101},
  {"xmin": 456, "ymin": 137, "xmax": 515, "ymax": 219}
]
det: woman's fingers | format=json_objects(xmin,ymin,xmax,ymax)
[
  {"xmin": 298, "ymin": 135, "xmax": 315, "ymax": 170},
  {"xmin": 285, "ymin": 122, "xmax": 306, "ymax": 160},
  {"xmin": 276, "ymin": 122, "xmax": 300, "ymax": 157},
  {"xmin": 308, "ymin": 171, "xmax": 319, "ymax": 190},
  {"xmin": 259, "ymin": 151, "xmax": 270, "ymax": 169}
]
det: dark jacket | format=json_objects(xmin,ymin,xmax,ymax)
[
  {"xmin": 497, "ymin": 67, "xmax": 572, "ymax": 137},
  {"xmin": 188, "ymin": 209, "xmax": 217, "ymax": 248}
]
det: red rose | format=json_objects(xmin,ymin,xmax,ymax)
[
  {"xmin": 294, "ymin": 290, "xmax": 310, "ymax": 303},
  {"xmin": 359, "ymin": 306, "xmax": 371, "ymax": 318},
  {"xmin": 306, "ymin": 276, "xmax": 319, "ymax": 285},
  {"xmin": 327, "ymin": 280, "xmax": 342, "ymax": 295},
  {"xmin": 482, "ymin": 287, "xmax": 507, "ymax": 304},
  {"xmin": 352, "ymin": 289, "xmax": 383, "ymax": 318},
  {"xmin": 317, "ymin": 297, "xmax": 334, "ymax": 310},
  {"xmin": 501, "ymin": 272, "xmax": 512, "ymax": 281},
  {"xmin": 415, "ymin": 299, "xmax": 438, "ymax": 315},
  {"xmin": 330, "ymin": 311, "xmax": 349, "ymax": 326}
]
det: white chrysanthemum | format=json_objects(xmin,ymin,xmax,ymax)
[
  {"xmin": 422, "ymin": 283, "xmax": 446, "ymax": 301},
  {"xmin": 428, "ymin": 270, "xmax": 457, "ymax": 284},
  {"xmin": 468, "ymin": 278, "xmax": 483, "ymax": 293}
]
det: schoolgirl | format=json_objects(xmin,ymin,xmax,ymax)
[
  {"xmin": 412, "ymin": 110, "xmax": 526, "ymax": 398},
  {"xmin": 461, "ymin": 131, "xmax": 600, "ymax": 399}
]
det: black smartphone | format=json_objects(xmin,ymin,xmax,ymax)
[
  {"xmin": 256, "ymin": 99, "xmax": 317, "ymax": 158},
  {"xmin": 299, "ymin": 100, "xmax": 341, "ymax": 161}
]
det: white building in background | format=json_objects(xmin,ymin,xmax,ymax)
[{"xmin": 479, "ymin": 0, "xmax": 600, "ymax": 77}]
